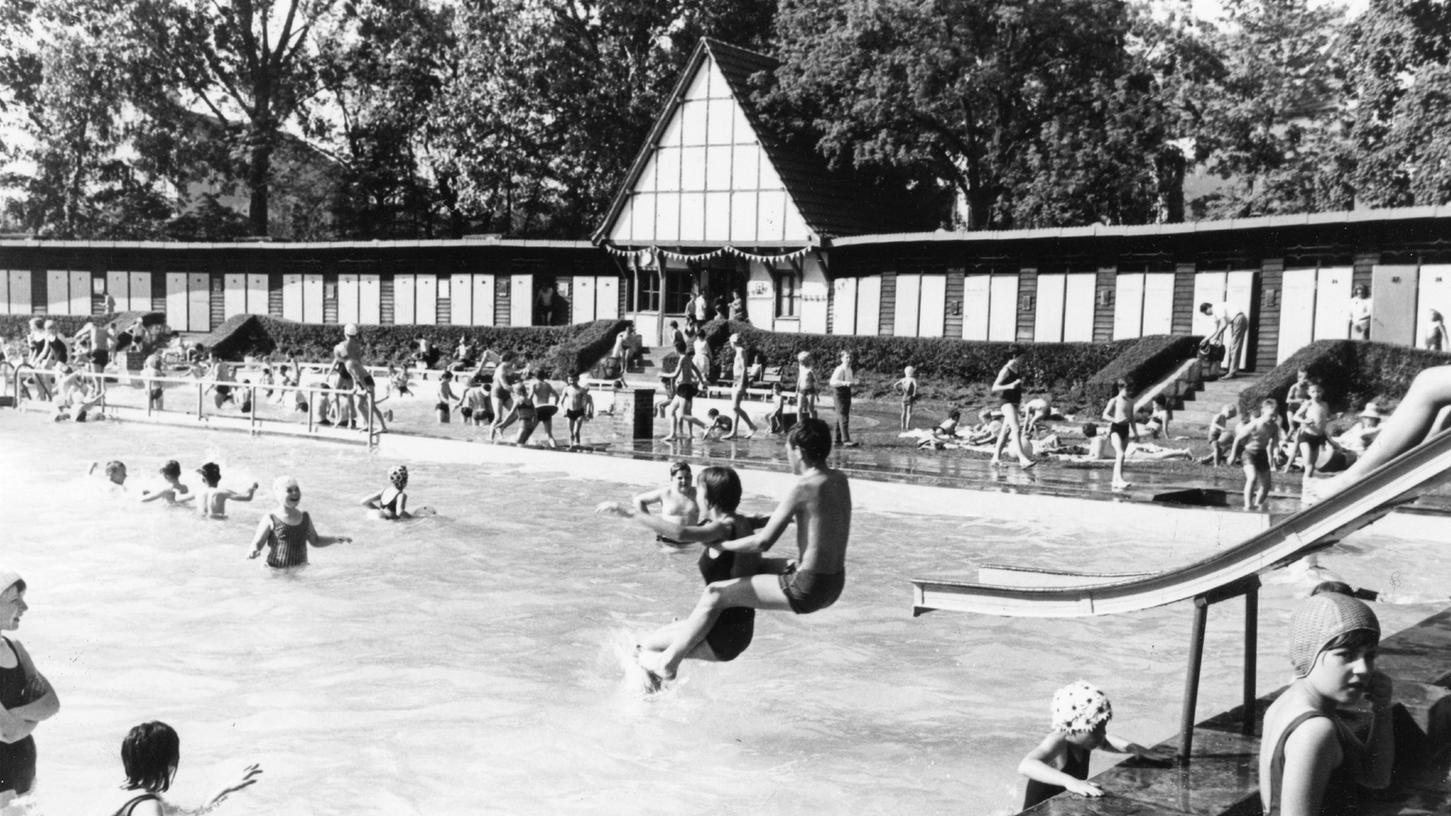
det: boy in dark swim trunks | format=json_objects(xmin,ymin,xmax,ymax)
[
  {"xmin": 1231, "ymin": 398, "xmax": 1282, "ymax": 510},
  {"xmin": 1099, "ymin": 378, "xmax": 1139, "ymax": 490},
  {"xmin": 560, "ymin": 371, "xmax": 594, "ymax": 446},
  {"xmin": 628, "ymin": 418, "xmax": 851, "ymax": 684}
]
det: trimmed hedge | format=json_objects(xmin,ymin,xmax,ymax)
[
  {"xmin": 1239, "ymin": 340, "xmax": 1451, "ymax": 417},
  {"xmin": 700, "ymin": 319, "xmax": 1134, "ymax": 404},
  {"xmin": 1084, "ymin": 334, "xmax": 1203, "ymax": 406},
  {"xmin": 544, "ymin": 319, "xmax": 631, "ymax": 378},
  {"xmin": 0, "ymin": 311, "xmax": 163, "ymax": 339}
]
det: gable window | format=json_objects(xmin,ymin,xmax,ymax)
[{"xmin": 775, "ymin": 265, "xmax": 801, "ymax": 318}]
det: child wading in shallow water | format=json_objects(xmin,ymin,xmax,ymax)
[
  {"xmin": 621, "ymin": 419, "xmax": 850, "ymax": 687},
  {"xmin": 248, "ymin": 476, "xmax": 351, "ymax": 568},
  {"xmin": 1018, "ymin": 680, "xmax": 1173, "ymax": 807},
  {"xmin": 1258, "ymin": 588, "xmax": 1394, "ymax": 816},
  {"xmin": 110, "ymin": 721, "xmax": 262, "ymax": 816},
  {"xmin": 195, "ymin": 462, "xmax": 258, "ymax": 519}
]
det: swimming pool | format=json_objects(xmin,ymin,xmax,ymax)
[{"xmin": 2, "ymin": 414, "xmax": 1447, "ymax": 815}]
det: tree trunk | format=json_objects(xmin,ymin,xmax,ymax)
[{"xmin": 247, "ymin": 125, "xmax": 274, "ymax": 236}]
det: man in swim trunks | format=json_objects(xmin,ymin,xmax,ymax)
[
  {"xmin": 634, "ymin": 418, "xmax": 851, "ymax": 683},
  {"xmin": 333, "ymin": 324, "xmax": 372, "ymax": 427}
]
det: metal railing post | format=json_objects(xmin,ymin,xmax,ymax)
[{"xmin": 1243, "ymin": 584, "xmax": 1258, "ymax": 735}]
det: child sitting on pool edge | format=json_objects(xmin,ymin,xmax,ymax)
[
  {"xmin": 110, "ymin": 721, "xmax": 262, "ymax": 816},
  {"xmin": 1018, "ymin": 680, "xmax": 1173, "ymax": 808}
]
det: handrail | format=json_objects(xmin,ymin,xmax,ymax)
[
  {"xmin": 912, "ymin": 427, "xmax": 1451, "ymax": 617},
  {"xmin": 11, "ymin": 366, "xmax": 378, "ymax": 446}
]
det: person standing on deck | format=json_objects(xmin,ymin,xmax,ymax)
[{"xmin": 1200, "ymin": 301, "xmax": 1249, "ymax": 379}]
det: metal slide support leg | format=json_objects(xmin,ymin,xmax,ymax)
[
  {"xmin": 1180, "ymin": 596, "xmax": 1210, "ymax": 763},
  {"xmin": 1243, "ymin": 584, "xmax": 1258, "ymax": 735}
]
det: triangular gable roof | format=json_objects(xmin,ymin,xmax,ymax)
[{"xmin": 593, "ymin": 38, "xmax": 887, "ymax": 248}]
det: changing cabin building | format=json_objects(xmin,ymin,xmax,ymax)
[{"xmin": 2, "ymin": 38, "xmax": 1451, "ymax": 373}]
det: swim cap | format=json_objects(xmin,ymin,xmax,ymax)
[
  {"xmin": 273, "ymin": 475, "xmax": 299, "ymax": 501},
  {"xmin": 389, "ymin": 465, "xmax": 408, "ymax": 489},
  {"xmin": 0, "ymin": 571, "xmax": 20, "ymax": 595},
  {"xmin": 344, "ymin": 323, "xmax": 359, "ymax": 336},
  {"xmin": 1290, "ymin": 592, "xmax": 1380, "ymax": 678},
  {"xmin": 1051, "ymin": 680, "xmax": 1113, "ymax": 734}
]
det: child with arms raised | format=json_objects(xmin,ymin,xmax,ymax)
[
  {"xmin": 195, "ymin": 463, "xmax": 258, "ymax": 519},
  {"xmin": 248, "ymin": 476, "xmax": 351, "ymax": 568},
  {"xmin": 110, "ymin": 721, "xmax": 261, "ymax": 816}
]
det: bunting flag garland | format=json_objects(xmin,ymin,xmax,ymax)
[{"xmin": 600, "ymin": 242, "xmax": 811, "ymax": 264}]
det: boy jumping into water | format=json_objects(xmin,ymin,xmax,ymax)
[{"xmin": 628, "ymin": 418, "xmax": 851, "ymax": 685}]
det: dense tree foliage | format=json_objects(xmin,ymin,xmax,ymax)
[
  {"xmin": 0, "ymin": 0, "xmax": 1445, "ymax": 239},
  {"xmin": 1342, "ymin": 0, "xmax": 1451, "ymax": 208}
]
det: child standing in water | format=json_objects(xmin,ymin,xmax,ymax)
[
  {"xmin": 195, "ymin": 463, "xmax": 258, "ymax": 519},
  {"xmin": 632, "ymin": 461, "xmax": 700, "ymax": 547},
  {"xmin": 627, "ymin": 419, "xmax": 850, "ymax": 686},
  {"xmin": 795, "ymin": 351, "xmax": 818, "ymax": 420},
  {"xmin": 559, "ymin": 371, "xmax": 594, "ymax": 446},
  {"xmin": 893, "ymin": 366, "xmax": 919, "ymax": 430},
  {"xmin": 360, "ymin": 465, "xmax": 415, "ymax": 520},
  {"xmin": 1231, "ymin": 398, "xmax": 1282, "ymax": 510},
  {"xmin": 248, "ymin": 476, "xmax": 351, "ymax": 568},
  {"xmin": 1100, "ymin": 379, "xmax": 1139, "ymax": 490},
  {"xmin": 110, "ymin": 721, "xmax": 262, "ymax": 816},
  {"xmin": 1258, "ymin": 589, "xmax": 1394, "ymax": 816},
  {"xmin": 140, "ymin": 460, "xmax": 192, "ymax": 505},
  {"xmin": 1018, "ymin": 680, "xmax": 1172, "ymax": 807},
  {"xmin": 1285, "ymin": 382, "xmax": 1330, "ymax": 481}
]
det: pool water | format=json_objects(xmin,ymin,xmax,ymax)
[{"xmin": 1, "ymin": 415, "xmax": 1447, "ymax": 815}]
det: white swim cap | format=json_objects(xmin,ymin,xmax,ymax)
[
  {"xmin": 344, "ymin": 323, "xmax": 359, "ymax": 336},
  {"xmin": 273, "ymin": 475, "xmax": 300, "ymax": 501},
  {"xmin": 0, "ymin": 571, "xmax": 21, "ymax": 595}
]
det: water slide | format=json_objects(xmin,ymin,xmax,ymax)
[{"xmin": 912, "ymin": 429, "xmax": 1451, "ymax": 618}]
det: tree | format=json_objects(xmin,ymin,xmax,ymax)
[
  {"xmin": 769, "ymin": 0, "xmax": 1172, "ymax": 230},
  {"xmin": 315, "ymin": 0, "xmax": 460, "ymax": 238},
  {"xmin": 128, "ymin": 0, "xmax": 342, "ymax": 236},
  {"xmin": 430, "ymin": 0, "xmax": 775, "ymax": 238},
  {"xmin": 1188, "ymin": 0, "xmax": 1352, "ymax": 219},
  {"xmin": 1343, "ymin": 0, "xmax": 1451, "ymax": 208}
]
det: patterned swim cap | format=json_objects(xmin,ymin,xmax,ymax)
[
  {"xmin": 1051, "ymin": 680, "xmax": 1113, "ymax": 734},
  {"xmin": 1290, "ymin": 592, "xmax": 1380, "ymax": 678},
  {"xmin": 389, "ymin": 465, "xmax": 408, "ymax": 489}
]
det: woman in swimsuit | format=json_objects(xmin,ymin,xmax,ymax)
[
  {"xmin": 598, "ymin": 466, "xmax": 763, "ymax": 688},
  {"xmin": 248, "ymin": 476, "xmax": 351, "ymax": 568},
  {"xmin": 488, "ymin": 352, "xmax": 517, "ymax": 441},
  {"xmin": 110, "ymin": 721, "xmax": 262, "ymax": 816},
  {"xmin": 0, "ymin": 572, "xmax": 59, "ymax": 806},
  {"xmin": 1258, "ymin": 588, "xmax": 1393, "ymax": 815},
  {"xmin": 990, "ymin": 346, "xmax": 1036, "ymax": 469}
]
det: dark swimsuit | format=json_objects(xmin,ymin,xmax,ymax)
[
  {"xmin": 700, "ymin": 548, "xmax": 755, "ymax": 661},
  {"xmin": 378, "ymin": 489, "xmax": 401, "ymax": 516},
  {"xmin": 263, "ymin": 511, "xmax": 313, "ymax": 568},
  {"xmin": 1301, "ymin": 430, "xmax": 1326, "ymax": 463},
  {"xmin": 1022, "ymin": 744, "xmax": 1090, "ymax": 808},
  {"xmin": 1264, "ymin": 711, "xmax": 1361, "ymax": 815},
  {"xmin": 535, "ymin": 405, "xmax": 558, "ymax": 420},
  {"xmin": 778, "ymin": 567, "xmax": 845, "ymax": 614},
  {"xmin": 997, "ymin": 363, "xmax": 1021, "ymax": 406},
  {"xmin": 0, "ymin": 637, "xmax": 39, "ymax": 795},
  {"xmin": 1110, "ymin": 421, "xmax": 1131, "ymax": 446}
]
